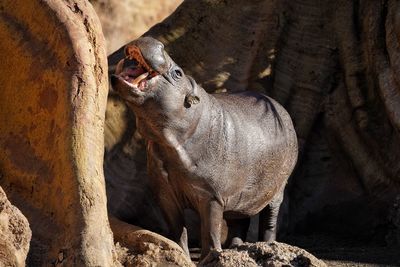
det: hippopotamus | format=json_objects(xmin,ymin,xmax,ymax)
[{"xmin": 111, "ymin": 37, "xmax": 298, "ymax": 259}]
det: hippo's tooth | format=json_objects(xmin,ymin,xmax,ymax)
[{"xmin": 132, "ymin": 72, "xmax": 149, "ymax": 86}]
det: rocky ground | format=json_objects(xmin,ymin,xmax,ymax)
[
  {"xmin": 195, "ymin": 242, "xmax": 327, "ymax": 267},
  {"xmin": 110, "ymin": 216, "xmax": 331, "ymax": 267},
  {"xmin": 182, "ymin": 230, "xmax": 400, "ymax": 267}
]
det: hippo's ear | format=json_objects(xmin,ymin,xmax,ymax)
[
  {"xmin": 185, "ymin": 76, "xmax": 200, "ymax": 108},
  {"xmin": 185, "ymin": 95, "xmax": 200, "ymax": 108}
]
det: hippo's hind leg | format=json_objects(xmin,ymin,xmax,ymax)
[
  {"xmin": 225, "ymin": 218, "xmax": 250, "ymax": 247},
  {"xmin": 199, "ymin": 200, "xmax": 224, "ymax": 259},
  {"xmin": 258, "ymin": 190, "xmax": 284, "ymax": 242}
]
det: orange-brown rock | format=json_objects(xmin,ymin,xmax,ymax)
[
  {"xmin": 0, "ymin": 186, "xmax": 31, "ymax": 267},
  {"xmin": 0, "ymin": 0, "xmax": 116, "ymax": 265}
]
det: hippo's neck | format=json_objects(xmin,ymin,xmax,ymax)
[
  {"xmin": 156, "ymin": 90, "xmax": 227, "ymax": 173},
  {"xmin": 153, "ymin": 88, "xmax": 218, "ymax": 171}
]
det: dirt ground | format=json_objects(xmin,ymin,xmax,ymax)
[
  {"xmin": 286, "ymin": 235, "xmax": 400, "ymax": 267},
  {"xmin": 188, "ymin": 234, "xmax": 400, "ymax": 267}
]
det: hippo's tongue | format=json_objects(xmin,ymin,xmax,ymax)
[
  {"xmin": 121, "ymin": 66, "xmax": 149, "ymax": 89},
  {"xmin": 123, "ymin": 67, "xmax": 144, "ymax": 78}
]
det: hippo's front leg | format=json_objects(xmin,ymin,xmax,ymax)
[
  {"xmin": 158, "ymin": 196, "xmax": 190, "ymax": 256},
  {"xmin": 147, "ymin": 143, "xmax": 190, "ymax": 257},
  {"xmin": 199, "ymin": 200, "xmax": 224, "ymax": 259}
]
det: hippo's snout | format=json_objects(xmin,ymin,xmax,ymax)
[
  {"xmin": 111, "ymin": 37, "xmax": 180, "ymax": 102},
  {"xmin": 125, "ymin": 37, "xmax": 171, "ymax": 75}
]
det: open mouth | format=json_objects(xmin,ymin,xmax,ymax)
[{"xmin": 115, "ymin": 45, "xmax": 159, "ymax": 93}]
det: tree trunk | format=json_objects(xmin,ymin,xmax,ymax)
[
  {"xmin": 106, "ymin": 0, "xmax": 400, "ymax": 245},
  {"xmin": 0, "ymin": 0, "xmax": 117, "ymax": 265}
]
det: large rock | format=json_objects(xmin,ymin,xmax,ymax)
[
  {"xmin": 0, "ymin": 187, "xmax": 31, "ymax": 267},
  {"xmin": 200, "ymin": 242, "xmax": 327, "ymax": 267}
]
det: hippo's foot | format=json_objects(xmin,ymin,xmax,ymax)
[
  {"xmin": 263, "ymin": 229, "xmax": 277, "ymax": 243},
  {"xmin": 226, "ymin": 217, "xmax": 250, "ymax": 248},
  {"xmin": 229, "ymin": 237, "xmax": 244, "ymax": 248},
  {"xmin": 197, "ymin": 248, "xmax": 222, "ymax": 267}
]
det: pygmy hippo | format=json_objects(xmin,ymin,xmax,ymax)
[{"xmin": 111, "ymin": 37, "xmax": 298, "ymax": 259}]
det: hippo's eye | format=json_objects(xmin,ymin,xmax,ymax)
[
  {"xmin": 172, "ymin": 68, "xmax": 183, "ymax": 80},
  {"xmin": 175, "ymin": 69, "xmax": 182, "ymax": 77}
]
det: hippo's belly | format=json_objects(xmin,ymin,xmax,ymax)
[
  {"xmin": 223, "ymin": 156, "xmax": 291, "ymax": 217},
  {"xmin": 179, "ymin": 134, "xmax": 294, "ymax": 216}
]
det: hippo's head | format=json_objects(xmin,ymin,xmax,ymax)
[
  {"xmin": 111, "ymin": 37, "xmax": 202, "ymax": 142},
  {"xmin": 111, "ymin": 37, "xmax": 200, "ymax": 111}
]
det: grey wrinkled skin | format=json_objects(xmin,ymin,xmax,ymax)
[{"xmin": 111, "ymin": 37, "xmax": 298, "ymax": 260}]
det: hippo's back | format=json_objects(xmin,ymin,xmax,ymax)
[{"xmin": 212, "ymin": 91, "xmax": 297, "ymax": 151}]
